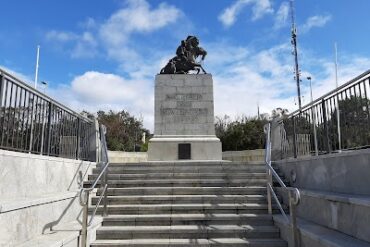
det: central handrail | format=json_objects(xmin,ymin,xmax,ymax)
[
  {"xmin": 265, "ymin": 123, "xmax": 301, "ymax": 247},
  {"xmin": 79, "ymin": 124, "xmax": 110, "ymax": 247}
]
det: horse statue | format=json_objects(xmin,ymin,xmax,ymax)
[{"xmin": 160, "ymin": 36, "xmax": 207, "ymax": 74}]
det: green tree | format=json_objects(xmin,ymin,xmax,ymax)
[
  {"xmin": 97, "ymin": 110, "xmax": 150, "ymax": 152},
  {"xmin": 326, "ymin": 96, "xmax": 370, "ymax": 150},
  {"xmin": 215, "ymin": 115, "xmax": 268, "ymax": 151}
]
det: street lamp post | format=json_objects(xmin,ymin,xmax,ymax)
[
  {"xmin": 41, "ymin": 81, "xmax": 48, "ymax": 94},
  {"xmin": 307, "ymin": 76, "xmax": 318, "ymax": 156}
]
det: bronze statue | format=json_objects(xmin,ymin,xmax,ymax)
[{"xmin": 160, "ymin": 36, "xmax": 207, "ymax": 74}]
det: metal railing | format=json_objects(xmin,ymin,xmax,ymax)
[
  {"xmin": 0, "ymin": 68, "xmax": 95, "ymax": 161},
  {"xmin": 265, "ymin": 123, "xmax": 301, "ymax": 247},
  {"xmin": 79, "ymin": 125, "xmax": 109, "ymax": 247},
  {"xmin": 277, "ymin": 69, "xmax": 370, "ymax": 159}
]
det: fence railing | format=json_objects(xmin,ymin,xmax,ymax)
[
  {"xmin": 0, "ymin": 68, "xmax": 96, "ymax": 161},
  {"xmin": 80, "ymin": 125, "xmax": 109, "ymax": 247},
  {"xmin": 265, "ymin": 123, "xmax": 301, "ymax": 247},
  {"xmin": 275, "ymin": 69, "xmax": 370, "ymax": 159}
]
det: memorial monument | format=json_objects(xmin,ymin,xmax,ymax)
[{"xmin": 148, "ymin": 36, "xmax": 222, "ymax": 161}]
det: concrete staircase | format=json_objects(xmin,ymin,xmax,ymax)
[
  {"xmin": 273, "ymin": 160, "xmax": 370, "ymax": 247},
  {"xmin": 86, "ymin": 161, "xmax": 287, "ymax": 246}
]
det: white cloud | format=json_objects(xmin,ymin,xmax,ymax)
[
  {"xmin": 100, "ymin": 0, "xmax": 181, "ymax": 47},
  {"xmin": 300, "ymin": 56, "xmax": 370, "ymax": 106},
  {"xmin": 0, "ymin": 66, "xmax": 34, "ymax": 85},
  {"xmin": 274, "ymin": 1, "xmax": 289, "ymax": 29},
  {"xmin": 251, "ymin": 0, "xmax": 274, "ymax": 20},
  {"xmin": 46, "ymin": 30, "xmax": 79, "ymax": 42},
  {"xmin": 45, "ymin": 0, "xmax": 182, "ymax": 68},
  {"xmin": 207, "ymin": 42, "xmax": 297, "ymax": 117},
  {"xmin": 71, "ymin": 32, "xmax": 98, "ymax": 58},
  {"xmin": 49, "ymin": 71, "xmax": 154, "ymax": 130},
  {"xmin": 301, "ymin": 14, "xmax": 332, "ymax": 33},
  {"xmin": 205, "ymin": 40, "xmax": 370, "ymax": 120},
  {"xmin": 79, "ymin": 17, "xmax": 97, "ymax": 29},
  {"xmin": 218, "ymin": 0, "xmax": 273, "ymax": 27},
  {"xmin": 46, "ymin": 30, "xmax": 98, "ymax": 59}
]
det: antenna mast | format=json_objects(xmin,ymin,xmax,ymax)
[{"xmin": 290, "ymin": 0, "xmax": 302, "ymax": 110}]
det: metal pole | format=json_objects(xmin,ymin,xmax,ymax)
[
  {"xmin": 322, "ymin": 99, "xmax": 331, "ymax": 153},
  {"xmin": 290, "ymin": 0, "xmax": 302, "ymax": 110},
  {"xmin": 81, "ymin": 192, "xmax": 89, "ymax": 247},
  {"xmin": 34, "ymin": 45, "xmax": 40, "ymax": 89},
  {"xmin": 334, "ymin": 43, "xmax": 342, "ymax": 151},
  {"xmin": 289, "ymin": 191, "xmax": 300, "ymax": 247},
  {"xmin": 46, "ymin": 102, "xmax": 52, "ymax": 155},
  {"xmin": 292, "ymin": 117, "xmax": 297, "ymax": 158},
  {"xmin": 103, "ymin": 169, "xmax": 108, "ymax": 217},
  {"xmin": 265, "ymin": 124, "xmax": 273, "ymax": 214},
  {"xmin": 267, "ymin": 169, "xmax": 273, "ymax": 214},
  {"xmin": 40, "ymin": 102, "xmax": 47, "ymax": 155},
  {"xmin": 308, "ymin": 77, "xmax": 318, "ymax": 156},
  {"xmin": 28, "ymin": 96, "xmax": 35, "ymax": 153},
  {"xmin": 76, "ymin": 118, "xmax": 81, "ymax": 160},
  {"xmin": 0, "ymin": 73, "xmax": 4, "ymax": 108}
]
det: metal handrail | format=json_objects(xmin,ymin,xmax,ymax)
[
  {"xmin": 79, "ymin": 125, "xmax": 109, "ymax": 247},
  {"xmin": 0, "ymin": 68, "xmax": 92, "ymax": 123},
  {"xmin": 265, "ymin": 123, "xmax": 301, "ymax": 247},
  {"xmin": 288, "ymin": 69, "xmax": 370, "ymax": 117},
  {"xmin": 277, "ymin": 70, "xmax": 370, "ymax": 159}
]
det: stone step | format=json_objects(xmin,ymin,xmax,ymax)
[
  {"xmin": 85, "ymin": 179, "xmax": 266, "ymax": 188},
  {"xmin": 99, "ymin": 161, "xmax": 264, "ymax": 168},
  {"xmin": 90, "ymin": 203, "xmax": 274, "ymax": 215},
  {"xmin": 274, "ymin": 215, "xmax": 370, "ymax": 247},
  {"xmin": 91, "ymin": 195, "xmax": 266, "ymax": 205},
  {"xmin": 98, "ymin": 186, "xmax": 267, "ymax": 196},
  {"xmin": 93, "ymin": 166, "xmax": 266, "ymax": 174},
  {"xmin": 279, "ymin": 189, "xmax": 370, "ymax": 243},
  {"xmin": 91, "ymin": 238, "xmax": 287, "ymax": 246},
  {"xmin": 89, "ymin": 173, "xmax": 267, "ymax": 180},
  {"xmin": 101, "ymin": 213, "xmax": 273, "ymax": 226},
  {"xmin": 95, "ymin": 225, "xmax": 280, "ymax": 240}
]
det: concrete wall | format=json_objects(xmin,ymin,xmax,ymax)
[
  {"xmin": 222, "ymin": 149, "xmax": 265, "ymax": 162},
  {"xmin": 0, "ymin": 149, "xmax": 97, "ymax": 246},
  {"xmin": 274, "ymin": 149, "xmax": 370, "ymax": 195},
  {"xmin": 108, "ymin": 151, "xmax": 148, "ymax": 163}
]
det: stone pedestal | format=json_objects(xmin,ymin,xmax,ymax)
[{"xmin": 148, "ymin": 74, "xmax": 222, "ymax": 161}]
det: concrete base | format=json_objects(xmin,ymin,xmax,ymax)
[{"xmin": 148, "ymin": 135, "xmax": 222, "ymax": 161}]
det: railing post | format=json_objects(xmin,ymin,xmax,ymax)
[
  {"xmin": 0, "ymin": 74, "xmax": 5, "ymax": 140},
  {"xmin": 321, "ymin": 99, "xmax": 331, "ymax": 153},
  {"xmin": 40, "ymin": 101, "xmax": 47, "ymax": 155},
  {"xmin": 264, "ymin": 123, "xmax": 273, "ymax": 214},
  {"xmin": 336, "ymin": 95, "xmax": 342, "ymax": 151},
  {"xmin": 267, "ymin": 169, "xmax": 273, "ymax": 214},
  {"xmin": 289, "ymin": 190, "xmax": 300, "ymax": 247},
  {"xmin": 28, "ymin": 95, "xmax": 36, "ymax": 153},
  {"xmin": 292, "ymin": 116, "xmax": 297, "ymax": 158},
  {"xmin": 76, "ymin": 118, "xmax": 81, "ymax": 160},
  {"xmin": 81, "ymin": 192, "xmax": 89, "ymax": 247},
  {"xmin": 101, "ymin": 125, "xmax": 109, "ymax": 217},
  {"xmin": 311, "ymin": 106, "xmax": 319, "ymax": 156},
  {"xmin": 46, "ymin": 102, "xmax": 52, "ymax": 155},
  {"xmin": 103, "ymin": 169, "xmax": 108, "ymax": 217},
  {"xmin": 0, "ymin": 73, "xmax": 4, "ymax": 108}
]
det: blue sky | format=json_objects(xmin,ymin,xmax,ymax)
[{"xmin": 1, "ymin": 0, "xmax": 370, "ymax": 130}]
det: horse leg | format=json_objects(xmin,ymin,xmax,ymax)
[{"xmin": 199, "ymin": 65, "xmax": 207, "ymax": 74}]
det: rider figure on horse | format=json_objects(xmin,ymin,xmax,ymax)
[{"xmin": 160, "ymin": 36, "xmax": 207, "ymax": 74}]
